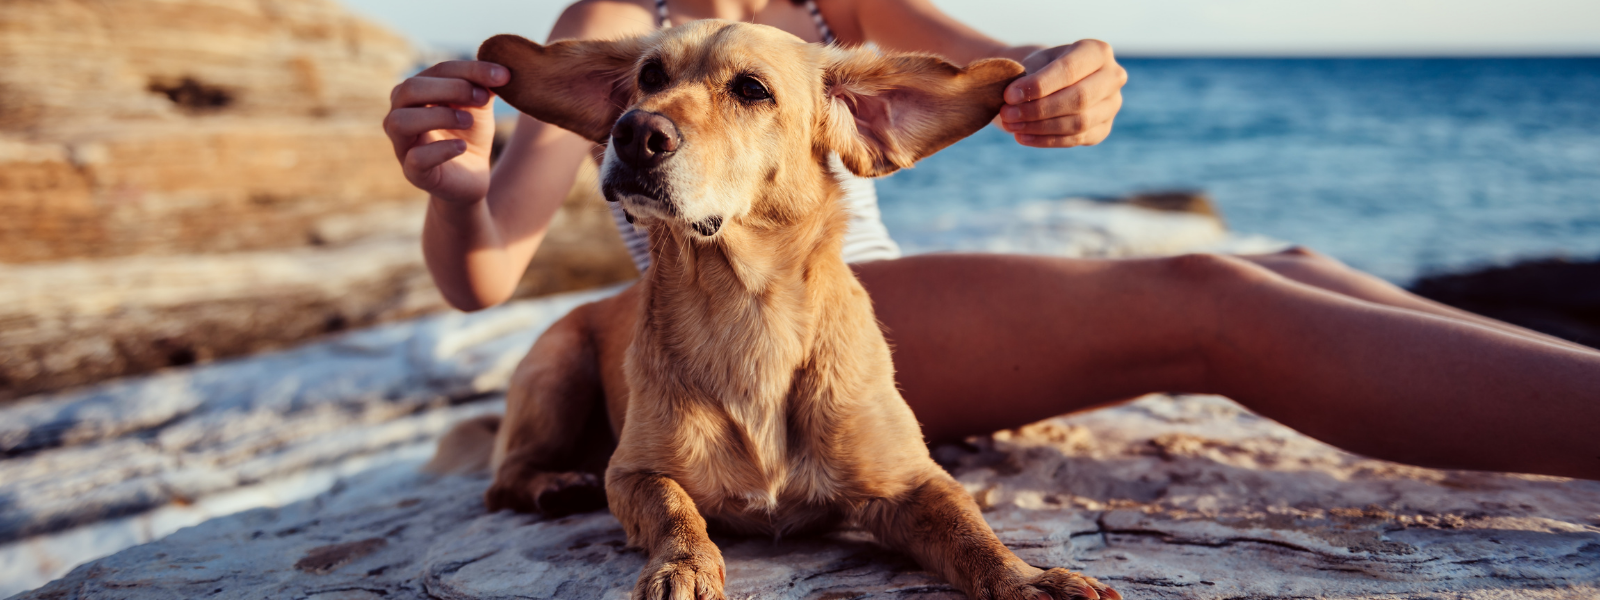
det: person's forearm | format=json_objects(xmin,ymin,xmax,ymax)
[
  {"xmin": 423, "ymin": 116, "xmax": 594, "ymax": 311},
  {"xmin": 417, "ymin": 1, "xmax": 650, "ymax": 312},
  {"xmin": 423, "ymin": 195, "xmax": 519, "ymax": 311}
]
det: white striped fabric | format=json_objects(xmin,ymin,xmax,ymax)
[
  {"xmin": 655, "ymin": 0, "xmax": 836, "ymax": 44},
  {"xmin": 803, "ymin": 0, "xmax": 836, "ymax": 45}
]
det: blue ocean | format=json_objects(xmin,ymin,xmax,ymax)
[{"xmin": 875, "ymin": 58, "xmax": 1600, "ymax": 283}]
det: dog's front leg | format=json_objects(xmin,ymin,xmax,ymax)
[
  {"xmin": 861, "ymin": 474, "xmax": 1121, "ymax": 600},
  {"xmin": 608, "ymin": 469, "xmax": 727, "ymax": 600}
]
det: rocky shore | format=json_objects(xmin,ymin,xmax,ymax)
[
  {"xmin": 4, "ymin": 2, "xmax": 1597, "ymax": 597},
  {"xmin": 0, "ymin": 0, "xmax": 636, "ymax": 401},
  {"xmin": 8, "ymin": 192, "xmax": 1600, "ymax": 598},
  {"xmin": 15, "ymin": 392, "xmax": 1599, "ymax": 599},
  {"xmin": 1, "ymin": 193, "xmax": 1269, "ymax": 596}
]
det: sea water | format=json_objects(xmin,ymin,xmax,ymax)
[{"xmin": 877, "ymin": 58, "xmax": 1600, "ymax": 283}]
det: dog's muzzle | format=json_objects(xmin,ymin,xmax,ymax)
[{"xmin": 611, "ymin": 109, "xmax": 679, "ymax": 170}]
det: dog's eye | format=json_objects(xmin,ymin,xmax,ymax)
[
  {"xmin": 640, "ymin": 63, "xmax": 668, "ymax": 90},
  {"xmin": 732, "ymin": 76, "xmax": 771, "ymax": 102}
]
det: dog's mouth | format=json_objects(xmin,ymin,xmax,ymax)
[
  {"xmin": 602, "ymin": 170, "xmax": 675, "ymax": 222},
  {"xmin": 600, "ymin": 170, "xmax": 724, "ymax": 238},
  {"xmin": 602, "ymin": 176, "xmax": 670, "ymax": 211}
]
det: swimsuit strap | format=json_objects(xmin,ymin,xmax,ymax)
[
  {"xmin": 655, "ymin": 0, "xmax": 671, "ymax": 28},
  {"xmin": 802, "ymin": 0, "xmax": 836, "ymax": 44},
  {"xmin": 654, "ymin": 0, "xmax": 836, "ymax": 44}
]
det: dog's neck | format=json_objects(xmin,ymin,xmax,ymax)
[
  {"xmin": 644, "ymin": 157, "xmax": 850, "ymax": 294},
  {"xmin": 634, "ymin": 155, "xmax": 860, "ymax": 377}
]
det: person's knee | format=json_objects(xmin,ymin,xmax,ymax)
[
  {"xmin": 1156, "ymin": 252, "xmax": 1277, "ymax": 291},
  {"xmin": 1273, "ymin": 245, "xmax": 1346, "ymax": 270},
  {"xmin": 1276, "ymin": 245, "xmax": 1317, "ymax": 258},
  {"xmin": 1255, "ymin": 246, "xmax": 1394, "ymax": 296}
]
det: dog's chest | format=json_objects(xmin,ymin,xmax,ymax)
[{"xmin": 666, "ymin": 394, "xmax": 849, "ymax": 533}]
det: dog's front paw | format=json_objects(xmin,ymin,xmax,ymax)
[
  {"xmin": 1008, "ymin": 568, "xmax": 1121, "ymax": 600},
  {"xmin": 484, "ymin": 470, "xmax": 606, "ymax": 516},
  {"xmin": 988, "ymin": 568, "xmax": 1121, "ymax": 600},
  {"xmin": 633, "ymin": 550, "xmax": 726, "ymax": 600}
]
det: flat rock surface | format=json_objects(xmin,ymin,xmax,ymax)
[
  {"xmin": 0, "ymin": 201, "xmax": 1251, "ymax": 595},
  {"xmin": 18, "ymin": 394, "xmax": 1600, "ymax": 600}
]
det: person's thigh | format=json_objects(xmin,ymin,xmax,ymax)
[{"xmin": 851, "ymin": 253, "xmax": 1211, "ymax": 444}]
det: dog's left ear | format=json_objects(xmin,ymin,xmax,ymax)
[
  {"xmin": 479, "ymin": 34, "xmax": 649, "ymax": 143},
  {"xmin": 820, "ymin": 49, "xmax": 1025, "ymax": 177}
]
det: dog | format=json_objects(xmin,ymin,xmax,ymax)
[{"xmin": 428, "ymin": 20, "xmax": 1121, "ymax": 600}]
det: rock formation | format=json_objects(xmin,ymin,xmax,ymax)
[
  {"xmin": 0, "ymin": 160, "xmax": 635, "ymax": 402},
  {"xmin": 0, "ymin": 200, "xmax": 1277, "ymax": 595},
  {"xmin": 15, "ymin": 392, "xmax": 1600, "ymax": 599},
  {"xmin": 0, "ymin": 285, "xmax": 616, "ymax": 595},
  {"xmin": 0, "ymin": 0, "xmax": 638, "ymax": 401},
  {"xmin": 0, "ymin": 0, "xmax": 418, "ymax": 261},
  {"xmin": 5, "ymin": 198, "xmax": 1595, "ymax": 596}
]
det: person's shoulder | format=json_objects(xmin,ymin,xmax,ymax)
[{"xmin": 550, "ymin": 0, "xmax": 658, "ymax": 42}]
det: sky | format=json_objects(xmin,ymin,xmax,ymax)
[{"xmin": 341, "ymin": 0, "xmax": 1600, "ymax": 56}]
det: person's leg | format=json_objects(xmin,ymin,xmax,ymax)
[
  {"xmin": 1241, "ymin": 247, "xmax": 1592, "ymax": 353},
  {"xmin": 854, "ymin": 253, "xmax": 1600, "ymax": 480},
  {"xmin": 853, "ymin": 254, "xmax": 1210, "ymax": 445}
]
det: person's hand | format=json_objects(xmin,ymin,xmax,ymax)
[
  {"xmin": 998, "ymin": 40, "xmax": 1126, "ymax": 148},
  {"xmin": 383, "ymin": 60, "xmax": 511, "ymax": 204}
]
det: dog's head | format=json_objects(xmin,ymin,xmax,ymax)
[{"xmin": 481, "ymin": 20, "xmax": 1022, "ymax": 240}]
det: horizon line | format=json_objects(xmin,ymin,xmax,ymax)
[{"xmin": 412, "ymin": 41, "xmax": 1600, "ymax": 61}]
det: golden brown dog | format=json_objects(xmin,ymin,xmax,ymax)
[{"xmin": 428, "ymin": 20, "xmax": 1121, "ymax": 600}]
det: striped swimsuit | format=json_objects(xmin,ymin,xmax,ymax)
[{"xmin": 609, "ymin": 0, "xmax": 902, "ymax": 272}]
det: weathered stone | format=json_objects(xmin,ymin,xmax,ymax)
[
  {"xmin": 0, "ymin": 158, "xmax": 636, "ymax": 401},
  {"xmin": 0, "ymin": 0, "xmax": 424, "ymax": 262},
  {"xmin": 15, "ymin": 395, "xmax": 1599, "ymax": 600},
  {"xmin": 0, "ymin": 121, "xmax": 423, "ymax": 262},
  {"xmin": 0, "ymin": 201, "xmax": 1270, "ymax": 594},
  {"xmin": 0, "ymin": 283, "xmax": 620, "ymax": 594},
  {"xmin": 0, "ymin": 0, "xmax": 409, "ymax": 132},
  {"xmin": 0, "ymin": 1, "xmax": 637, "ymax": 404},
  {"xmin": 1119, "ymin": 190, "xmax": 1223, "ymax": 221}
]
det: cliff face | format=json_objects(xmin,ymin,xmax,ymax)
[
  {"xmin": 0, "ymin": 0, "xmax": 417, "ymax": 261},
  {"xmin": 0, "ymin": 0, "xmax": 639, "ymax": 400},
  {"xmin": 0, "ymin": 0, "xmax": 406, "ymax": 129}
]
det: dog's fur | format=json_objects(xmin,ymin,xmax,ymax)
[{"xmin": 429, "ymin": 20, "xmax": 1120, "ymax": 600}]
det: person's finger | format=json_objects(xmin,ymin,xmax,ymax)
[
  {"xmin": 403, "ymin": 139, "xmax": 469, "ymax": 185},
  {"xmin": 1015, "ymin": 122, "xmax": 1114, "ymax": 148},
  {"xmin": 1001, "ymin": 62, "xmax": 1125, "ymax": 123},
  {"xmin": 1004, "ymin": 39, "xmax": 1112, "ymax": 105},
  {"xmin": 1006, "ymin": 91, "xmax": 1123, "ymax": 135},
  {"xmin": 391, "ymin": 76, "xmax": 491, "ymax": 109},
  {"xmin": 1004, "ymin": 114, "xmax": 1089, "ymax": 137},
  {"xmin": 413, "ymin": 60, "xmax": 510, "ymax": 89},
  {"xmin": 384, "ymin": 107, "xmax": 473, "ymax": 157}
]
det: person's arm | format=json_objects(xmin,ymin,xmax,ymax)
[
  {"xmin": 388, "ymin": 0, "xmax": 655, "ymax": 311},
  {"xmin": 848, "ymin": 0, "xmax": 1127, "ymax": 148},
  {"xmin": 420, "ymin": 115, "xmax": 593, "ymax": 310}
]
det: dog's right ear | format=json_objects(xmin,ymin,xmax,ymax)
[
  {"xmin": 478, "ymin": 34, "xmax": 648, "ymax": 143},
  {"xmin": 820, "ymin": 48, "xmax": 1024, "ymax": 178}
]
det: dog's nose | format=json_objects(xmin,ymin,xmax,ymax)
[{"xmin": 611, "ymin": 110, "xmax": 680, "ymax": 169}]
